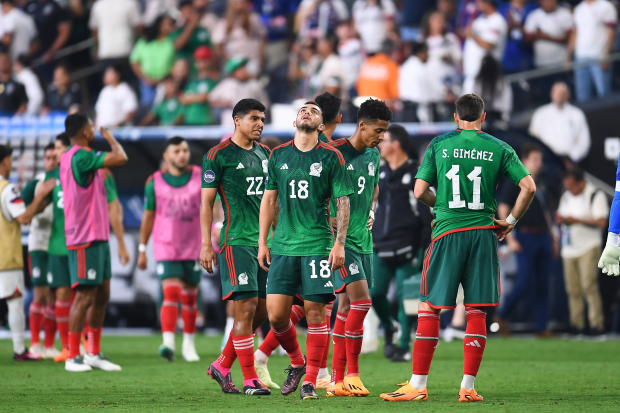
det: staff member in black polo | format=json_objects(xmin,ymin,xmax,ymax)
[
  {"xmin": 0, "ymin": 52, "xmax": 28, "ymax": 115},
  {"xmin": 371, "ymin": 124, "xmax": 433, "ymax": 362}
]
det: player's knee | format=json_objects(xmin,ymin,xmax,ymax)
[
  {"xmin": 338, "ymin": 299, "xmax": 350, "ymax": 315},
  {"xmin": 304, "ymin": 306, "xmax": 324, "ymax": 325},
  {"xmin": 268, "ymin": 312, "xmax": 289, "ymax": 329}
]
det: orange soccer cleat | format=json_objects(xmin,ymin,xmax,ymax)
[
  {"xmin": 326, "ymin": 382, "xmax": 352, "ymax": 397},
  {"xmin": 458, "ymin": 388, "xmax": 484, "ymax": 402},
  {"xmin": 54, "ymin": 347, "xmax": 70, "ymax": 363},
  {"xmin": 343, "ymin": 376, "xmax": 370, "ymax": 396},
  {"xmin": 380, "ymin": 381, "xmax": 428, "ymax": 402}
]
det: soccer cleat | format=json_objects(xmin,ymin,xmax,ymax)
[
  {"xmin": 208, "ymin": 362, "xmax": 241, "ymax": 394},
  {"xmin": 84, "ymin": 353, "xmax": 122, "ymax": 371},
  {"xmin": 29, "ymin": 343, "xmax": 43, "ymax": 357},
  {"xmin": 54, "ymin": 348, "xmax": 70, "ymax": 363},
  {"xmin": 13, "ymin": 349, "xmax": 42, "ymax": 361},
  {"xmin": 42, "ymin": 347, "xmax": 61, "ymax": 359},
  {"xmin": 65, "ymin": 356, "xmax": 92, "ymax": 372},
  {"xmin": 159, "ymin": 345, "xmax": 175, "ymax": 361},
  {"xmin": 458, "ymin": 388, "xmax": 483, "ymax": 402},
  {"xmin": 316, "ymin": 374, "xmax": 330, "ymax": 390},
  {"xmin": 326, "ymin": 381, "xmax": 352, "ymax": 397},
  {"xmin": 255, "ymin": 363, "xmax": 280, "ymax": 389},
  {"xmin": 390, "ymin": 347, "xmax": 412, "ymax": 362},
  {"xmin": 243, "ymin": 379, "xmax": 271, "ymax": 396},
  {"xmin": 383, "ymin": 322, "xmax": 400, "ymax": 359},
  {"xmin": 343, "ymin": 376, "xmax": 370, "ymax": 396},
  {"xmin": 182, "ymin": 341, "xmax": 200, "ymax": 362},
  {"xmin": 380, "ymin": 381, "xmax": 428, "ymax": 402},
  {"xmin": 300, "ymin": 383, "xmax": 319, "ymax": 400},
  {"xmin": 281, "ymin": 359, "xmax": 306, "ymax": 396}
]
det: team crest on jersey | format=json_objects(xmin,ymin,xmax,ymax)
[
  {"xmin": 349, "ymin": 263, "xmax": 359, "ymax": 275},
  {"xmin": 47, "ymin": 272, "xmax": 53, "ymax": 284},
  {"xmin": 238, "ymin": 273, "xmax": 248, "ymax": 285},
  {"xmin": 262, "ymin": 160, "xmax": 268, "ymax": 174},
  {"xmin": 368, "ymin": 162, "xmax": 375, "ymax": 176},
  {"xmin": 309, "ymin": 162, "xmax": 322, "ymax": 177},
  {"xmin": 204, "ymin": 170, "xmax": 215, "ymax": 183}
]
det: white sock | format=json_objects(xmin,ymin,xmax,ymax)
[
  {"xmin": 461, "ymin": 374, "xmax": 475, "ymax": 391},
  {"xmin": 183, "ymin": 333, "xmax": 195, "ymax": 347},
  {"xmin": 163, "ymin": 332, "xmax": 175, "ymax": 350},
  {"xmin": 409, "ymin": 374, "xmax": 428, "ymax": 390},
  {"xmin": 224, "ymin": 317, "xmax": 234, "ymax": 337},
  {"xmin": 318, "ymin": 367, "xmax": 329, "ymax": 378},
  {"xmin": 255, "ymin": 349, "xmax": 268, "ymax": 365},
  {"xmin": 7, "ymin": 296, "xmax": 26, "ymax": 354}
]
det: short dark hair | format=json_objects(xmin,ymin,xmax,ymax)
[
  {"xmin": 358, "ymin": 98, "xmax": 393, "ymax": 124},
  {"xmin": 232, "ymin": 98, "xmax": 266, "ymax": 120},
  {"xmin": 44, "ymin": 143, "xmax": 55, "ymax": 152},
  {"xmin": 0, "ymin": 144, "xmax": 13, "ymax": 163},
  {"xmin": 65, "ymin": 113, "xmax": 90, "ymax": 138},
  {"xmin": 455, "ymin": 94, "xmax": 485, "ymax": 122},
  {"xmin": 165, "ymin": 136, "xmax": 187, "ymax": 149},
  {"xmin": 564, "ymin": 166, "xmax": 585, "ymax": 182},
  {"xmin": 387, "ymin": 124, "xmax": 410, "ymax": 153},
  {"xmin": 16, "ymin": 54, "xmax": 31, "ymax": 68},
  {"xmin": 314, "ymin": 92, "xmax": 341, "ymax": 124},
  {"xmin": 520, "ymin": 142, "xmax": 543, "ymax": 160},
  {"xmin": 56, "ymin": 132, "xmax": 70, "ymax": 147}
]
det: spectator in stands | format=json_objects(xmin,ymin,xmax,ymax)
[
  {"xmin": 399, "ymin": 0, "xmax": 435, "ymax": 41},
  {"xmin": 89, "ymin": 0, "xmax": 141, "ymax": 74},
  {"xmin": 13, "ymin": 55, "xmax": 43, "ymax": 115},
  {"xmin": 154, "ymin": 58, "xmax": 190, "ymax": 106},
  {"xmin": 352, "ymin": 0, "xmax": 396, "ymax": 55},
  {"xmin": 95, "ymin": 64, "xmax": 138, "ymax": 128},
  {"xmin": 171, "ymin": 0, "xmax": 212, "ymax": 62},
  {"xmin": 212, "ymin": 0, "xmax": 267, "ymax": 76},
  {"xmin": 130, "ymin": 14, "xmax": 176, "ymax": 106},
  {"xmin": 497, "ymin": 143, "xmax": 556, "ymax": 338},
  {"xmin": 195, "ymin": 0, "xmax": 221, "ymax": 35},
  {"xmin": 568, "ymin": 0, "xmax": 618, "ymax": 102},
  {"xmin": 179, "ymin": 46, "xmax": 218, "ymax": 125},
  {"xmin": 529, "ymin": 82, "xmax": 591, "ymax": 163},
  {"xmin": 422, "ymin": 10, "xmax": 462, "ymax": 91},
  {"xmin": 399, "ymin": 42, "xmax": 449, "ymax": 123},
  {"xmin": 336, "ymin": 21, "xmax": 363, "ymax": 94},
  {"xmin": 437, "ymin": 0, "xmax": 457, "ymax": 31},
  {"xmin": 0, "ymin": 0, "xmax": 38, "ymax": 61},
  {"xmin": 139, "ymin": 75, "xmax": 184, "ymax": 126},
  {"xmin": 462, "ymin": 0, "xmax": 508, "ymax": 93},
  {"xmin": 499, "ymin": 0, "xmax": 535, "ymax": 74},
  {"xmin": 296, "ymin": 0, "xmax": 349, "ymax": 39},
  {"xmin": 23, "ymin": 0, "xmax": 71, "ymax": 82},
  {"xmin": 473, "ymin": 55, "xmax": 512, "ymax": 124},
  {"xmin": 557, "ymin": 166, "xmax": 608, "ymax": 337},
  {"xmin": 44, "ymin": 64, "xmax": 80, "ymax": 114},
  {"xmin": 356, "ymin": 39, "xmax": 399, "ymax": 105},
  {"xmin": 0, "ymin": 52, "xmax": 28, "ymax": 115},
  {"xmin": 455, "ymin": 0, "xmax": 479, "ymax": 40}
]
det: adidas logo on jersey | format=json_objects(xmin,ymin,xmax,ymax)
[
  {"xmin": 347, "ymin": 164, "xmax": 354, "ymax": 170},
  {"xmin": 466, "ymin": 340, "xmax": 482, "ymax": 348},
  {"xmin": 324, "ymin": 281, "xmax": 333, "ymax": 287},
  {"xmin": 236, "ymin": 163, "xmax": 244, "ymax": 169},
  {"xmin": 281, "ymin": 164, "xmax": 289, "ymax": 170}
]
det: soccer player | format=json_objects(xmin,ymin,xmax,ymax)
[
  {"xmin": 315, "ymin": 92, "xmax": 342, "ymax": 143},
  {"xmin": 61, "ymin": 113, "xmax": 128, "ymax": 372},
  {"xmin": 598, "ymin": 152, "xmax": 620, "ymax": 275},
  {"xmin": 327, "ymin": 98, "xmax": 392, "ymax": 397},
  {"xmin": 137, "ymin": 136, "xmax": 202, "ymax": 362},
  {"xmin": 21, "ymin": 143, "xmax": 59, "ymax": 359},
  {"xmin": 258, "ymin": 101, "xmax": 354, "ymax": 400},
  {"xmin": 380, "ymin": 94, "xmax": 536, "ymax": 402},
  {"xmin": 200, "ymin": 99, "xmax": 272, "ymax": 396},
  {"xmin": 0, "ymin": 144, "xmax": 55, "ymax": 361}
]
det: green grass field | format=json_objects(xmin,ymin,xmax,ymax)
[{"xmin": 1, "ymin": 334, "xmax": 619, "ymax": 412}]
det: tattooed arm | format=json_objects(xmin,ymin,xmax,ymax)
[{"xmin": 329, "ymin": 195, "xmax": 350, "ymax": 271}]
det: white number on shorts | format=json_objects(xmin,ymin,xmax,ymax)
[
  {"xmin": 445, "ymin": 165, "xmax": 485, "ymax": 210},
  {"xmin": 246, "ymin": 177, "xmax": 264, "ymax": 196},
  {"xmin": 309, "ymin": 259, "xmax": 331, "ymax": 278},
  {"xmin": 289, "ymin": 180, "xmax": 309, "ymax": 199},
  {"xmin": 357, "ymin": 176, "xmax": 365, "ymax": 194}
]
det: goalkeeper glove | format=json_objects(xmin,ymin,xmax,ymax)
[{"xmin": 598, "ymin": 244, "xmax": 620, "ymax": 276}]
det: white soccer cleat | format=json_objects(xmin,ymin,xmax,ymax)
[
  {"xmin": 42, "ymin": 346, "xmax": 61, "ymax": 359},
  {"xmin": 65, "ymin": 356, "xmax": 92, "ymax": 372},
  {"xmin": 316, "ymin": 374, "xmax": 331, "ymax": 390},
  {"xmin": 255, "ymin": 362, "xmax": 280, "ymax": 389},
  {"xmin": 29, "ymin": 343, "xmax": 43, "ymax": 357},
  {"xmin": 84, "ymin": 353, "xmax": 122, "ymax": 371},
  {"xmin": 182, "ymin": 341, "xmax": 201, "ymax": 362}
]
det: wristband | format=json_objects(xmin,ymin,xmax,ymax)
[
  {"xmin": 506, "ymin": 213, "xmax": 518, "ymax": 226},
  {"xmin": 138, "ymin": 243, "xmax": 147, "ymax": 253},
  {"xmin": 607, "ymin": 232, "xmax": 620, "ymax": 247},
  {"xmin": 369, "ymin": 210, "xmax": 375, "ymax": 220}
]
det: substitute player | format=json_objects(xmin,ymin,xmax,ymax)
[
  {"xmin": 380, "ymin": 94, "xmax": 536, "ymax": 402},
  {"xmin": 61, "ymin": 113, "xmax": 128, "ymax": 372},
  {"xmin": 201, "ymin": 99, "xmax": 272, "ymax": 396},
  {"xmin": 258, "ymin": 101, "xmax": 354, "ymax": 400},
  {"xmin": 327, "ymin": 98, "xmax": 391, "ymax": 397},
  {"xmin": 137, "ymin": 136, "xmax": 202, "ymax": 362},
  {"xmin": 21, "ymin": 143, "xmax": 58, "ymax": 359}
]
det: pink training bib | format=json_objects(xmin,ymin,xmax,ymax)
[{"xmin": 152, "ymin": 165, "xmax": 202, "ymax": 261}]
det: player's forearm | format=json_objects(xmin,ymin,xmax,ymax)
[
  {"xmin": 139, "ymin": 210, "xmax": 155, "ymax": 245},
  {"xmin": 510, "ymin": 177, "xmax": 536, "ymax": 220},
  {"xmin": 335, "ymin": 196, "xmax": 350, "ymax": 246},
  {"xmin": 417, "ymin": 187, "xmax": 436, "ymax": 207},
  {"xmin": 370, "ymin": 184, "xmax": 379, "ymax": 213},
  {"xmin": 200, "ymin": 192, "xmax": 215, "ymax": 247},
  {"xmin": 103, "ymin": 134, "xmax": 128, "ymax": 167},
  {"xmin": 108, "ymin": 200, "xmax": 126, "ymax": 246},
  {"xmin": 497, "ymin": 203, "xmax": 510, "ymax": 220}
]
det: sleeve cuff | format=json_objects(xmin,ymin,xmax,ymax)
[{"xmin": 607, "ymin": 232, "xmax": 619, "ymax": 247}]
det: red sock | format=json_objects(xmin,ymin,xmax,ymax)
[
  {"xmin": 273, "ymin": 320, "xmax": 305, "ymax": 367},
  {"xmin": 69, "ymin": 332, "xmax": 81, "ymax": 359},
  {"xmin": 463, "ymin": 308, "xmax": 487, "ymax": 376},
  {"xmin": 87, "ymin": 327, "xmax": 102, "ymax": 355},
  {"xmin": 181, "ymin": 289, "xmax": 198, "ymax": 334},
  {"xmin": 412, "ymin": 311, "xmax": 440, "ymax": 375},
  {"xmin": 346, "ymin": 300, "xmax": 371, "ymax": 376},
  {"xmin": 55, "ymin": 299, "xmax": 70, "ymax": 348},
  {"xmin": 217, "ymin": 331, "xmax": 237, "ymax": 369},
  {"xmin": 44, "ymin": 305, "xmax": 57, "ymax": 348},
  {"xmin": 161, "ymin": 283, "xmax": 181, "ymax": 334},
  {"xmin": 258, "ymin": 306, "xmax": 304, "ymax": 357},
  {"xmin": 331, "ymin": 312, "xmax": 347, "ymax": 384},
  {"xmin": 29, "ymin": 302, "xmax": 45, "ymax": 345},
  {"xmin": 304, "ymin": 322, "xmax": 329, "ymax": 386},
  {"xmin": 320, "ymin": 307, "xmax": 332, "ymax": 370},
  {"xmin": 233, "ymin": 335, "xmax": 257, "ymax": 381}
]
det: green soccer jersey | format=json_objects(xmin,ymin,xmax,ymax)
[
  {"xmin": 266, "ymin": 140, "xmax": 354, "ymax": 256},
  {"xmin": 328, "ymin": 138, "xmax": 380, "ymax": 254},
  {"xmin": 416, "ymin": 129, "xmax": 530, "ymax": 240},
  {"xmin": 169, "ymin": 27, "xmax": 211, "ymax": 61},
  {"xmin": 45, "ymin": 167, "xmax": 68, "ymax": 256},
  {"xmin": 144, "ymin": 170, "xmax": 193, "ymax": 210},
  {"xmin": 153, "ymin": 97, "xmax": 184, "ymax": 125},
  {"xmin": 183, "ymin": 77, "xmax": 217, "ymax": 125},
  {"xmin": 318, "ymin": 132, "xmax": 331, "ymax": 143},
  {"xmin": 202, "ymin": 139, "xmax": 271, "ymax": 249}
]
